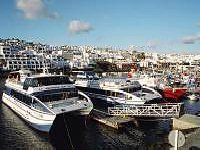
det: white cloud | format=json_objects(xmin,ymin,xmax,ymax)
[
  {"xmin": 182, "ymin": 34, "xmax": 200, "ymax": 44},
  {"xmin": 146, "ymin": 41, "xmax": 159, "ymax": 48},
  {"xmin": 68, "ymin": 20, "xmax": 93, "ymax": 34},
  {"xmin": 16, "ymin": 0, "xmax": 59, "ymax": 20}
]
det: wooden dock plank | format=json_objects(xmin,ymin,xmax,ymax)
[{"xmin": 91, "ymin": 109, "xmax": 136, "ymax": 129}]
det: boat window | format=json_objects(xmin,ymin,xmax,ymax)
[
  {"xmin": 142, "ymin": 88, "xmax": 154, "ymax": 94},
  {"xmin": 36, "ymin": 76, "xmax": 72, "ymax": 86},
  {"xmin": 78, "ymin": 72, "xmax": 85, "ymax": 76},
  {"xmin": 34, "ymin": 88, "xmax": 78, "ymax": 102},
  {"xmin": 5, "ymin": 87, "xmax": 11, "ymax": 95},
  {"xmin": 10, "ymin": 89, "xmax": 32, "ymax": 106},
  {"xmin": 106, "ymin": 90, "xmax": 111, "ymax": 96},
  {"xmin": 8, "ymin": 72, "xmax": 20, "ymax": 79},
  {"xmin": 129, "ymin": 88, "xmax": 134, "ymax": 93},
  {"xmin": 132, "ymin": 81, "xmax": 141, "ymax": 86},
  {"xmin": 23, "ymin": 76, "xmax": 72, "ymax": 89},
  {"xmin": 111, "ymin": 92, "xmax": 119, "ymax": 97},
  {"xmin": 32, "ymin": 78, "xmax": 39, "ymax": 87},
  {"xmin": 23, "ymin": 78, "xmax": 32, "ymax": 90},
  {"xmin": 87, "ymin": 72, "xmax": 95, "ymax": 76},
  {"xmin": 122, "ymin": 87, "xmax": 141, "ymax": 93},
  {"xmin": 123, "ymin": 88, "xmax": 129, "ymax": 93},
  {"xmin": 116, "ymin": 93, "xmax": 125, "ymax": 98}
]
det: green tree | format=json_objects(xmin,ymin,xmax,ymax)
[{"xmin": 136, "ymin": 52, "xmax": 145, "ymax": 60}]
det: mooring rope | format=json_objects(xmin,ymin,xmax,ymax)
[{"xmin": 63, "ymin": 114, "xmax": 74, "ymax": 150}]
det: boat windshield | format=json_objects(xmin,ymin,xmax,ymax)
[
  {"xmin": 77, "ymin": 71, "xmax": 97, "ymax": 79},
  {"xmin": 122, "ymin": 86, "xmax": 142, "ymax": 93},
  {"xmin": 23, "ymin": 76, "xmax": 72, "ymax": 89}
]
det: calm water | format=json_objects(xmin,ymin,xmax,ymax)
[{"xmin": 0, "ymin": 79, "xmax": 199, "ymax": 150}]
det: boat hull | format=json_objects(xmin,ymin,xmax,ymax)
[
  {"xmin": 2, "ymin": 93, "xmax": 56, "ymax": 132},
  {"xmin": 29, "ymin": 122, "xmax": 53, "ymax": 132},
  {"xmin": 159, "ymin": 88, "xmax": 187, "ymax": 102}
]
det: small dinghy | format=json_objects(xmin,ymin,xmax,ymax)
[{"xmin": 187, "ymin": 93, "xmax": 199, "ymax": 101}]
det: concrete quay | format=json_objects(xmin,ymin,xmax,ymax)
[
  {"xmin": 170, "ymin": 114, "xmax": 200, "ymax": 149},
  {"xmin": 172, "ymin": 114, "xmax": 200, "ymax": 130}
]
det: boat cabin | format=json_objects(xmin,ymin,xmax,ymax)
[
  {"xmin": 23, "ymin": 75, "xmax": 73, "ymax": 90},
  {"xmin": 100, "ymin": 78, "xmax": 141, "ymax": 89},
  {"xmin": 76, "ymin": 71, "xmax": 97, "ymax": 79},
  {"xmin": 8, "ymin": 70, "xmax": 32, "ymax": 83}
]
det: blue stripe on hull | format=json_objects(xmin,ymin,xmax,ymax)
[{"xmin": 29, "ymin": 122, "xmax": 53, "ymax": 132}]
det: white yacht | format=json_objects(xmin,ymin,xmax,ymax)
[
  {"xmin": 2, "ymin": 70, "xmax": 93, "ymax": 132},
  {"xmin": 75, "ymin": 71, "xmax": 162, "ymax": 107}
]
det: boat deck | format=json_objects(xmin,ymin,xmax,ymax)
[{"xmin": 46, "ymin": 100, "xmax": 88, "ymax": 114}]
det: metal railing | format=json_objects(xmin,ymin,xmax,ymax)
[{"xmin": 108, "ymin": 103, "xmax": 184, "ymax": 118}]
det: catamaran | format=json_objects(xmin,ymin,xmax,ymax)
[{"xmin": 2, "ymin": 70, "xmax": 93, "ymax": 132}]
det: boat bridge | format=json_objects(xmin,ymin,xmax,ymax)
[{"xmin": 108, "ymin": 103, "xmax": 184, "ymax": 118}]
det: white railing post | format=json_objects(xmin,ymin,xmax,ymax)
[{"xmin": 108, "ymin": 103, "xmax": 182, "ymax": 117}]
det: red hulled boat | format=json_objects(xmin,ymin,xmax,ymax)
[{"xmin": 162, "ymin": 87, "xmax": 187, "ymax": 101}]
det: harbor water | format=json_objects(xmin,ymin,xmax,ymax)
[{"xmin": 0, "ymin": 79, "xmax": 199, "ymax": 150}]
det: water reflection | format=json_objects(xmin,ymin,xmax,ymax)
[
  {"xmin": 0, "ymin": 102, "xmax": 53, "ymax": 149},
  {"xmin": 0, "ymin": 98, "xmax": 178, "ymax": 149},
  {"xmin": 183, "ymin": 99, "xmax": 200, "ymax": 114}
]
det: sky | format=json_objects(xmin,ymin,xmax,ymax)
[{"xmin": 0, "ymin": 0, "xmax": 200, "ymax": 54}]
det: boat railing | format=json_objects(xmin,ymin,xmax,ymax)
[
  {"xmin": 108, "ymin": 103, "xmax": 184, "ymax": 118},
  {"xmin": 31, "ymin": 96, "xmax": 55, "ymax": 114},
  {"xmin": 78, "ymin": 91, "xmax": 91, "ymax": 102}
]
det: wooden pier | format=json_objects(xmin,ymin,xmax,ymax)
[{"xmin": 90, "ymin": 109, "xmax": 138, "ymax": 129}]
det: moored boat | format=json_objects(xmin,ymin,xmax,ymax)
[
  {"xmin": 187, "ymin": 93, "xmax": 199, "ymax": 101},
  {"xmin": 74, "ymin": 71, "xmax": 162, "ymax": 110},
  {"xmin": 2, "ymin": 70, "xmax": 93, "ymax": 132},
  {"xmin": 161, "ymin": 87, "xmax": 187, "ymax": 101}
]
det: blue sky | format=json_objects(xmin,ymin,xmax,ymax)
[{"xmin": 0, "ymin": 0, "xmax": 200, "ymax": 54}]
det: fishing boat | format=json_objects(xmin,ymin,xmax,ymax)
[
  {"xmin": 2, "ymin": 70, "xmax": 93, "ymax": 132},
  {"xmin": 160, "ymin": 87, "xmax": 187, "ymax": 101},
  {"xmin": 129, "ymin": 73, "xmax": 187, "ymax": 102}
]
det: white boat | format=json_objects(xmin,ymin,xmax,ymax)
[
  {"xmin": 75, "ymin": 71, "xmax": 162, "ymax": 107},
  {"xmin": 187, "ymin": 93, "xmax": 199, "ymax": 101},
  {"xmin": 2, "ymin": 70, "xmax": 93, "ymax": 132}
]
